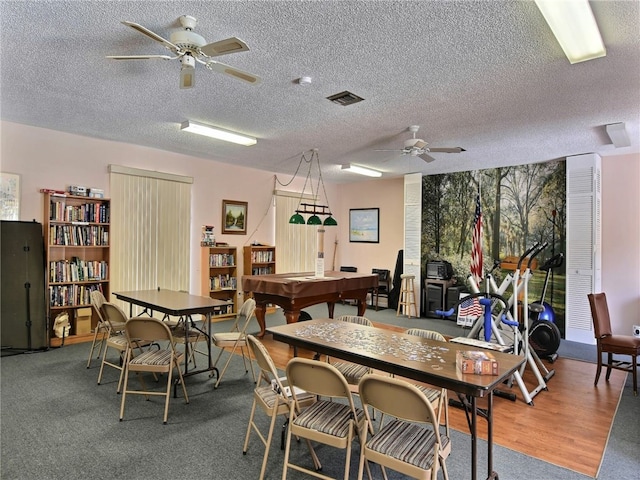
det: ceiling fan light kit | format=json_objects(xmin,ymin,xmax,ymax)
[
  {"xmin": 180, "ymin": 120, "xmax": 257, "ymax": 146},
  {"xmin": 375, "ymin": 125, "xmax": 464, "ymax": 163},
  {"xmin": 341, "ymin": 164, "xmax": 382, "ymax": 178},
  {"xmin": 534, "ymin": 0, "xmax": 606, "ymax": 64}
]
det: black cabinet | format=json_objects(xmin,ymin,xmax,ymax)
[{"xmin": 1, "ymin": 221, "xmax": 48, "ymax": 351}]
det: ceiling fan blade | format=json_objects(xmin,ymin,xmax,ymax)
[
  {"xmin": 200, "ymin": 37, "xmax": 250, "ymax": 57},
  {"xmin": 122, "ymin": 21, "xmax": 180, "ymax": 52},
  {"xmin": 429, "ymin": 147, "xmax": 466, "ymax": 153},
  {"xmin": 106, "ymin": 54, "xmax": 175, "ymax": 60},
  {"xmin": 205, "ymin": 61, "xmax": 261, "ymax": 84},
  {"xmin": 419, "ymin": 153, "xmax": 436, "ymax": 163},
  {"xmin": 414, "ymin": 139, "xmax": 428, "ymax": 149}
]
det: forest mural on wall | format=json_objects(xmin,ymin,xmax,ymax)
[{"xmin": 421, "ymin": 160, "xmax": 567, "ymax": 335}]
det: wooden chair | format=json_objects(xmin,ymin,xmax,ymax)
[
  {"xmin": 371, "ymin": 268, "xmax": 391, "ymax": 311},
  {"xmin": 119, "ymin": 317, "xmax": 189, "ymax": 424},
  {"xmin": 211, "ymin": 298, "xmax": 257, "ymax": 388},
  {"xmin": 283, "ymin": 357, "xmax": 367, "ymax": 480},
  {"xmin": 243, "ymin": 335, "xmax": 317, "ymax": 480},
  {"xmin": 357, "ymin": 373, "xmax": 450, "ymax": 480},
  {"xmin": 587, "ymin": 292, "xmax": 640, "ymax": 395}
]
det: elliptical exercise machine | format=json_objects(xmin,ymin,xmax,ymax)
[{"xmin": 528, "ymin": 253, "xmax": 563, "ymax": 362}]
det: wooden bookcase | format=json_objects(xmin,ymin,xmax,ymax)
[
  {"xmin": 243, "ymin": 245, "xmax": 276, "ymax": 276},
  {"xmin": 200, "ymin": 246, "xmax": 238, "ymax": 320},
  {"xmin": 43, "ymin": 193, "xmax": 110, "ymax": 347},
  {"xmin": 243, "ymin": 245, "xmax": 277, "ymax": 314}
]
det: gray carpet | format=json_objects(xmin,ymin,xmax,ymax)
[{"xmin": 1, "ymin": 304, "xmax": 637, "ymax": 479}]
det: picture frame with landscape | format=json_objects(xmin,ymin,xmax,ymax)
[
  {"xmin": 349, "ymin": 208, "xmax": 379, "ymax": 243},
  {"xmin": 222, "ymin": 200, "xmax": 248, "ymax": 235}
]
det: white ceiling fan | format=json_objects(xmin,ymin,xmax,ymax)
[
  {"xmin": 376, "ymin": 125, "xmax": 465, "ymax": 162},
  {"xmin": 106, "ymin": 15, "xmax": 261, "ymax": 89}
]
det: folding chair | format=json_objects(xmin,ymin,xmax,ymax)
[
  {"xmin": 283, "ymin": 357, "xmax": 367, "ymax": 480},
  {"xmin": 119, "ymin": 317, "xmax": 189, "ymax": 424},
  {"xmin": 86, "ymin": 290, "xmax": 124, "ymax": 368},
  {"xmin": 357, "ymin": 373, "xmax": 450, "ymax": 480},
  {"xmin": 405, "ymin": 328, "xmax": 450, "ymax": 436},
  {"xmin": 96, "ymin": 302, "xmax": 151, "ymax": 392},
  {"xmin": 211, "ymin": 298, "xmax": 257, "ymax": 388},
  {"xmin": 243, "ymin": 335, "xmax": 317, "ymax": 480}
]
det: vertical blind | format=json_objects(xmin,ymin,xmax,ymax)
[
  {"xmin": 274, "ymin": 190, "xmax": 317, "ymax": 274},
  {"xmin": 109, "ymin": 165, "xmax": 192, "ymax": 314}
]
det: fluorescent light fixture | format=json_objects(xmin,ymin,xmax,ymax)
[
  {"xmin": 180, "ymin": 120, "xmax": 257, "ymax": 146},
  {"xmin": 605, "ymin": 122, "xmax": 631, "ymax": 148},
  {"xmin": 341, "ymin": 164, "xmax": 382, "ymax": 178},
  {"xmin": 535, "ymin": 0, "xmax": 606, "ymax": 64}
]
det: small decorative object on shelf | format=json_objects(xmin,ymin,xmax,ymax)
[
  {"xmin": 67, "ymin": 185, "xmax": 88, "ymax": 197},
  {"xmin": 201, "ymin": 225, "xmax": 215, "ymax": 246},
  {"xmin": 456, "ymin": 350, "xmax": 499, "ymax": 375}
]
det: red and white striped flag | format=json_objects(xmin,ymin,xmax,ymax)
[{"xmin": 470, "ymin": 192, "xmax": 483, "ymax": 285}]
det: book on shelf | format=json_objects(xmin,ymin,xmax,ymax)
[{"xmin": 456, "ymin": 350, "xmax": 499, "ymax": 375}]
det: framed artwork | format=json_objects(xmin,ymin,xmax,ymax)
[
  {"xmin": 349, "ymin": 208, "xmax": 379, "ymax": 243},
  {"xmin": 0, "ymin": 172, "xmax": 20, "ymax": 220},
  {"xmin": 222, "ymin": 200, "xmax": 248, "ymax": 235}
]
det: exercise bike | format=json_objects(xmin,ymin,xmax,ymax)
[{"xmin": 528, "ymin": 253, "xmax": 563, "ymax": 362}]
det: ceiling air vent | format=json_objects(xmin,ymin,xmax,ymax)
[{"xmin": 326, "ymin": 91, "xmax": 364, "ymax": 106}]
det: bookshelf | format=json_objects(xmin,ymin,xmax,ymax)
[
  {"xmin": 243, "ymin": 245, "xmax": 277, "ymax": 314},
  {"xmin": 200, "ymin": 246, "xmax": 238, "ymax": 320},
  {"xmin": 43, "ymin": 193, "xmax": 110, "ymax": 347},
  {"xmin": 243, "ymin": 245, "xmax": 276, "ymax": 276}
]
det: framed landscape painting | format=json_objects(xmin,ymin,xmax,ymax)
[
  {"xmin": 222, "ymin": 200, "xmax": 247, "ymax": 234},
  {"xmin": 349, "ymin": 208, "xmax": 379, "ymax": 243}
]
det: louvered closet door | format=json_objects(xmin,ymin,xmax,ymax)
[
  {"xmin": 565, "ymin": 153, "xmax": 601, "ymax": 344},
  {"xmin": 403, "ymin": 173, "xmax": 422, "ymax": 314}
]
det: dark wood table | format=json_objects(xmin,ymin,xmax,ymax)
[
  {"xmin": 242, "ymin": 271, "xmax": 378, "ymax": 337},
  {"xmin": 113, "ymin": 289, "xmax": 228, "ymax": 379},
  {"xmin": 268, "ymin": 318, "xmax": 526, "ymax": 480}
]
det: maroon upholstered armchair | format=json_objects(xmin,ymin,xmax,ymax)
[{"xmin": 587, "ymin": 292, "xmax": 640, "ymax": 396}]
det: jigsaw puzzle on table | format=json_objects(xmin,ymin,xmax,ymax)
[{"xmin": 294, "ymin": 321, "xmax": 450, "ymax": 365}]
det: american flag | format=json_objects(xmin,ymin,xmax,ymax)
[
  {"xmin": 459, "ymin": 295, "xmax": 484, "ymax": 317},
  {"xmin": 470, "ymin": 191, "xmax": 483, "ymax": 285}
]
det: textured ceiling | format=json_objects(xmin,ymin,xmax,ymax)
[{"xmin": 1, "ymin": 1, "xmax": 639, "ymax": 183}]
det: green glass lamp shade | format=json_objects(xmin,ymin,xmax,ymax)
[
  {"xmin": 323, "ymin": 216, "xmax": 338, "ymax": 226},
  {"xmin": 289, "ymin": 213, "xmax": 305, "ymax": 224},
  {"xmin": 307, "ymin": 215, "xmax": 322, "ymax": 225}
]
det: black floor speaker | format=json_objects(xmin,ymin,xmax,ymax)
[{"xmin": 1, "ymin": 221, "xmax": 48, "ymax": 351}]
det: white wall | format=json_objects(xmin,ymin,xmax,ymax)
[{"xmin": 2, "ymin": 121, "xmax": 638, "ymax": 339}]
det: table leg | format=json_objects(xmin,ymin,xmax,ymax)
[
  {"xmin": 471, "ymin": 396, "xmax": 477, "ymax": 480},
  {"xmin": 327, "ymin": 302, "xmax": 335, "ymax": 318},
  {"xmin": 487, "ymin": 392, "xmax": 498, "ymax": 480},
  {"xmin": 255, "ymin": 303, "xmax": 267, "ymax": 338}
]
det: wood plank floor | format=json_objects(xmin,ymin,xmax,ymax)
[{"xmin": 259, "ymin": 322, "xmax": 626, "ymax": 478}]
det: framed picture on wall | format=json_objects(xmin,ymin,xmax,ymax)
[
  {"xmin": 349, "ymin": 208, "xmax": 379, "ymax": 243},
  {"xmin": 0, "ymin": 172, "xmax": 20, "ymax": 220},
  {"xmin": 222, "ymin": 200, "xmax": 248, "ymax": 234}
]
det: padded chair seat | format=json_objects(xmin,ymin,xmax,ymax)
[
  {"xmin": 415, "ymin": 385, "xmax": 442, "ymax": 404},
  {"xmin": 129, "ymin": 349, "xmax": 173, "ymax": 366},
  {"xmin": 293, "ymin": 400, "xmax": 364, "ymax": 438},
  {"xmin": 332, "ymin": 361, "xmax": 369, "ymax": 384},
  {"xmin": 601, "ymin": 335, "xmax": 640, "ymax": 354},
  {"xmin": 255, "ymin": 384, "xmax": 316, "ymax": 410},
  {"xmin": 367, "ymin": 419, "xmax": 450, "ymax": 471}
]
